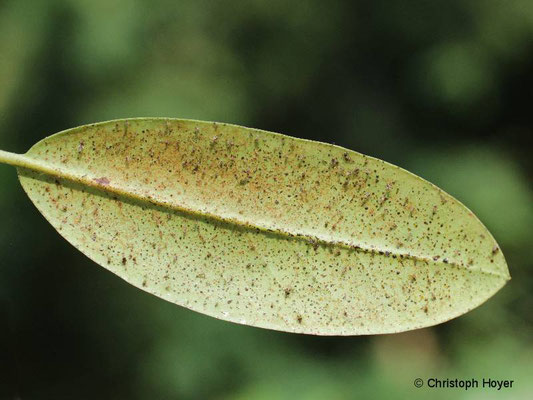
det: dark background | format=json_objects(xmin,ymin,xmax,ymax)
[{"xmin": 0, "ymin": 1, "xmax": 531, "ymax": 399}]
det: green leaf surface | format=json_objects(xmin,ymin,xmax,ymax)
[{"xmin": 0, "ymin": 118, "xmax": 510, "ymax": 335}]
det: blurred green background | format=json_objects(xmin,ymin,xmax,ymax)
[{"xmin": 0, "ymin": 0, "xmax": 532, "ymax": 399}]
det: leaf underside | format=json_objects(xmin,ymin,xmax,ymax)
[{"xmin": 16, "ymin": 118, "xmax": 509, "ymax": 335}]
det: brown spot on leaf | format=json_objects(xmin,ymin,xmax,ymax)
[{"xmin": 94, "ymin": 177, "xmax": 110, "ymax": 185}]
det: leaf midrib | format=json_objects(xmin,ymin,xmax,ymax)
[{"xmin": 4, "ymin": 151, "xmax": 508, "ymax": 280}]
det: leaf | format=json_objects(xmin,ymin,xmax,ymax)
[{"xmin": 0, "ymin": 118, "xmax": 510, "ymax": 335}]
